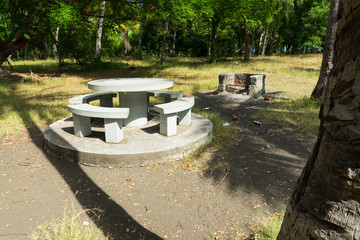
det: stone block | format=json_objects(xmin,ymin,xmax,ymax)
[
  {"xmin": 104, "ymin": 119, "xmax": 124, "ymax": 143},
  {"xmin": 178, "ymin": 109, "xmax": 191, "ymax": 126},
  {"xmin": 73, "ymin": 114, "xmax": 92, "ymax": 137}
]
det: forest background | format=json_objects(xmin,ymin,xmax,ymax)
[{"xmin": 0, "ymin": 0, "xmax": 329, "ymax": 67}]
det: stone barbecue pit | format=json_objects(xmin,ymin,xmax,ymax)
[{"xmin": 218, "ymin": 73, "xmax": 266, "ymax": 98}]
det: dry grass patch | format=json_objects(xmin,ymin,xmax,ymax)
[{"xmin": 1, "ymin": 55, "xmax": 322, "ymax": 137}]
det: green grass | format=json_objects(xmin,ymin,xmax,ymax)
[
  {"xmin": 29, "ymin": 204, "xmax": 106, "ymax": 240},
  {"xmin": 247, "ymin": 212, "xmax": 284, "ymax": 240},
  {"xmin": 253, "ymin": 98, "xmax": 321, "ymax": 140}
]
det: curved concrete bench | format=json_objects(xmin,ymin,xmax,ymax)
[
  {"xmin": 67, "ymin": 104, "xmax": 129, "ymax": 143},
  {"xmin": 147, "ymin": 91, "xmax": 183, "ymax": 112},
  {"xmin": 154, "ymin": 97, "xmax": 194, "ymax": 136},
  {"xmin": 69, "ymin": 92, "xmax": 117, "ymax": 107}
]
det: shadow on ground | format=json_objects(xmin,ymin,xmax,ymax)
[
  {"xmin": 8, "ymin": 85, "xmax": 162, "ymax": 239},
  {"xmin": 195, "ymin": 92, "xmax": 309, "ymax": 210}
]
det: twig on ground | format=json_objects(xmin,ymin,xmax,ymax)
[{"xmin": 212, "ymin": 160, "xmax": 229, "ymax": 191}]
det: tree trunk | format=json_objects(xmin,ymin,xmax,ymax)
[
  {"xmin": 123, "ymin": 28, "xmax": 132, "ymax": 56},
  {"xmin": 171, "ymin": 28, "xmax": 177, "ymax": 57},
  {"xmin": 24, "ymin": 43, "xmax": 29, "ymax": 60},
  {"xmin": 53, "ymin": 27, "xmax": 59, "ymax": 60},
  {"xmin": 244, "ymin": 20, "xmax": 253, "ymax": 61},
  {"xmin": 138, "ymin": 20, "xmax": 143, "ymax": 60},
  {"xmin": 95, "ymin": 0, "xmax": 106, "ymax": 61},
  {"xmin": 160, "ymin": 20, "xmax": 169, "ymax": 65},
  {"xmin": 310, "ymin": 0, "xmax": 339, "ymax": 99},
  {"xmin": 277, "ymin": 1, "xmax": 360, "ymax": 239},
  {"xmin": 0, "ymin": 29, "xmax": 33, "ymax": 66},
  {"xmin": 261, "ymin": 23, "xmax": 269, "ymax": 56},
  {"xmin": 209, "ymin": 20, "xmax": 218, "ymax": 62},
  {"xmin": 265, "ymin": 29, "xmax": 275, "ymax": 55}
]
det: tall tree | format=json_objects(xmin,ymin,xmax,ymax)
[
  {"xmin": 277, "ymin": 1, "xmax": 360, "ymax": 239},
  {"xmin": 95, "ymin": 0, "xmax": 106, "ymax": 61},
  {"xmin": 310, "ymin": 0, "xmax": 339, "ymax": 99},
  {"xmin": 159, "ymin": 19, "xmax": 169, "ymax": 65}
]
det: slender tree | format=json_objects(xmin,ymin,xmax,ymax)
[
  {"xmin": 277, "ymin": 1, "xmax": 360, "ymax": 239},
  {"xmin": 310, "ymin": 0, "xmax": 339, "ymax": 99},
  {"xmin": 95, "ymin": 0, "xmax": 106, "ymax": 61}
]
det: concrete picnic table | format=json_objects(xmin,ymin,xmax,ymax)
[{"xmin": 88, "ymin": 78, "xmax": 174, "ymax": 126}]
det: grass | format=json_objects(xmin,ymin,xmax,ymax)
[
  {"xmin": 253, "ymin": 98, "xmax": 321, "ymax": 140},
  {"xmin": 29, "ymin": 204, "xmax": 106, "ymax": 240},
  {"xmin": 206, "ymin": 211, "xmax": 284, "ymax": 240},
  {"xmin": 1, "ymin": 55, "xmax": 321, "ymax": 137},
  {"xmin": 247, "ymin": 212, "xmax": 284, "ymax": 240}
]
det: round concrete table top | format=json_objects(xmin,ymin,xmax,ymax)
[{"xmin": 88, "ymin": 78, "xmax": 174, "ymax": 92}]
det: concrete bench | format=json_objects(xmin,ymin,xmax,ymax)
[
  {"xmin": 147, "ymin": 91, "xmax": 183, "ymax": 112},
  {"xmin": 69, "ymin": 92, "xmax": 117, "ymax": 107},
  {"xmin": 67, "ymin": 104, "xmax": 129, "ymax": 143},
  {"xmin": 154, "ymin": 97, "xmax": 194, "ymax": 136}
]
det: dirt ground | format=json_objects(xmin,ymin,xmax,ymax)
[{"xmin": 0, "ymin": 92, "xmax": 310, "ymax": 240}]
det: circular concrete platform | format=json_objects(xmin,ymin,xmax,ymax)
[{"xmin": 44, "ymin": 112, "xmax": 213, "ymax": 167}]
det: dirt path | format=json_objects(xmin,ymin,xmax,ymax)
[{"xmin": 0, "ymin": 93, "xmax": 310, "ymax": 240}]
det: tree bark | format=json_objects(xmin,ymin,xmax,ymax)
[
  {"xmin": 160, "ymin": 20, "xmax": 169, "ymax": 65},
  {"xmin": 209, "ymin": 20, "xmax": 218, "ymax": 62},
  {"xmin": 310, "ymin": 0, "xmax": 339, "ymax": 99},
  {"xmin": 244, "ymin": 20, "xmax": 253, "ymax": 61},
  {"xmin": 0, "ymin": 26, "xmax": 35, "ymax": 66},
  {"xmin": 123, "ymin": 28, "xmax": 132, "ymax": 56},
  {"xmin": 138, "ymin": 20, "xmax": 143, "ymax": 60},
  {"xmin": 261, "ymin": 23, "xmax": 269, "ymax": 56},
  {"xmin": 53, "ymin": 27, "xmax": 59, "ymax": 60},
  {"xmin": 277, "ymin": 1, "xmax": 360, "ymax": 239},
  {"xmin": 171, "ymin": 28, "xmax": 177, "ymax": 57},
  {"xmin": 24, "ymin": 43, "xmax": 29, "ymax": 60},
  {"xmin": 95, "ymin": 0, "xmax": 106, "ymax": 61}
]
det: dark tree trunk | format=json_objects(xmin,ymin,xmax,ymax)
[
  {"xmin": 277, "ymin": 1, "xmax": 360, "ymax": 239},
  {"xmin": 160, "ymin": 20, "xmax": 169, "ymax": 65},
  {"xmin": 209, "ymin": 20, "xmax": 218, "ymax": 62},
  {"xmin": 0, "ymin": 29, "xmax": 34, "ymax": 66},
  {"xmin": 24, "ymin": 43, "xmax": 29, "ymax": 60},
  {"xmin": 265, "ymin": 29, "xmax": 275, "ymax": 56},
  {"xmin": 138, "ymin": 20, "xmax": 143, "ymax": 60},
  {"xmin": 310, "ymin": 0, "xmax": 339, "ymax": 99},
  {"xmin": 244, "ymin": 20, "xmax": 253, "ymax": 61},
  {"xmin": 95, "ymin": 0, "xmax": 106, "ymax": 61}
]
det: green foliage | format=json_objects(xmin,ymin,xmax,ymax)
[
  {"xmin": 0, "ymin": 0, "xmax": 330, "ymax": 66},
  {"xmin": 277, "ymin": 0, "xmax": 330, "ymax": 53}
]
